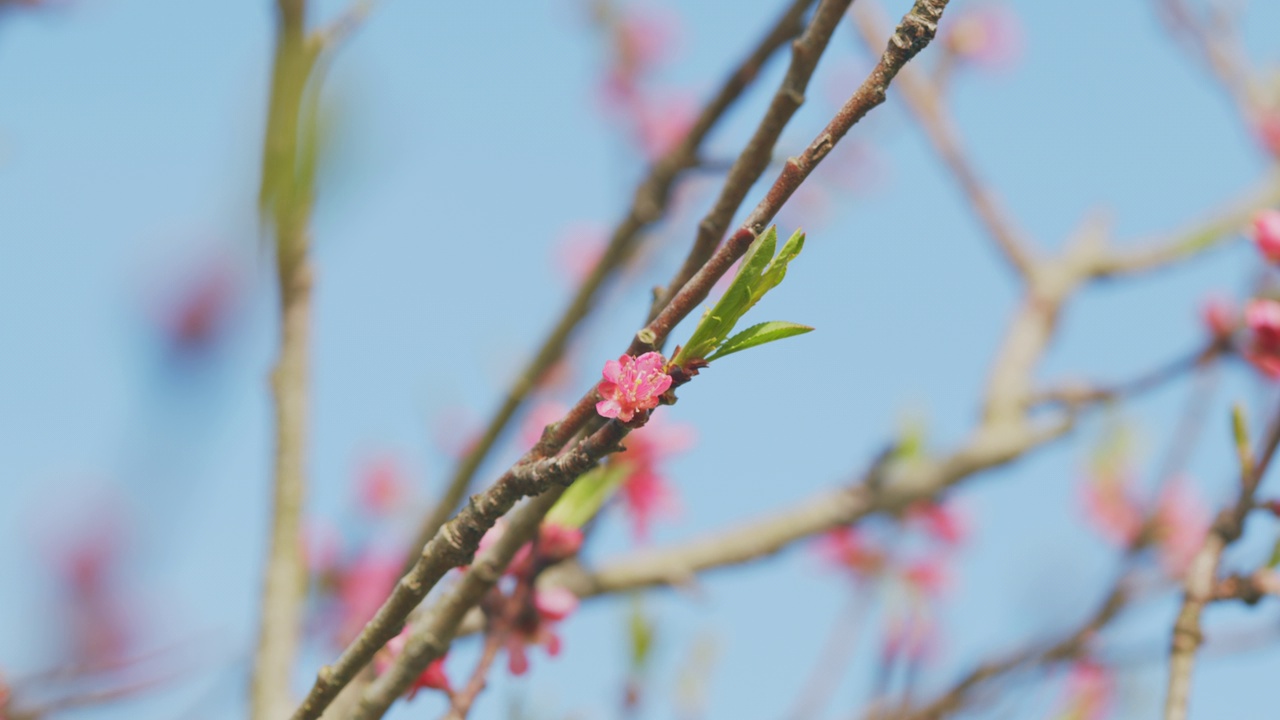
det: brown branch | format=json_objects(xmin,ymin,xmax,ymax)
[
  {"xmin": 1163, "ymin": 403, "xmax": 1280, "ymax": 720},
  {"xmin": 403, "ymin": 0, "xmax": 817, "ymax": 573},
  {"xmin": 354, "ymin": 490, "xmax": 566, "ymax": 719},
  {"xmin": 651, "ymin": 0, "xmax": 860, "ymax": 319},
  {"xmin": 291, "ymin": 422, "xmax": 624, "ymax": 720},
  {"xmin": 291, "ymin": 4, "xmax": 952, "ymax": 716},
  {"xmin": 251, "ymin": 1, "xmax": 320, "ymax": 718},
  {"xmin": 850, "ymin": 1, "xmax": 1036, "ymax": 277}
]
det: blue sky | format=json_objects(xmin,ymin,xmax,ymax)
[{"xmin": 2, "ymin": 0, "xmax": 1280, "ymax": 718}]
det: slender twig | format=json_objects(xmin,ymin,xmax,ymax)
[
  {"xmin": 649, "ymin": 0, "xmax": 861, "ymax": 320},
  {"xmin": 442, "ymin": 629, "xmax": 506, "ymax": 720},
  {"xmin": 1163, "ymin": 403, "xmax": 1280, "ymax": 720},
  {"xmin": 354, "ymin": 490, "xmax": 566, "ymax": 719},
  {"xmin": 885, "ymin": 573, "xmax": 1135, "ymax": 720},
  {"xmin": 291, "ymin": 4, "xmax": 954, "ymax": 717},
  {"xmin": 1154, "ymin": 0, "xmax": 1257, "ymax": 118},
  {"xmin": 251, "ymin": 1, "xmax": 321, "ymax": 718},
  {"xmin": 291, "ymin": 422, "xmax": 624, "ymax": 720},
  {"xmin": 1028, "ymin": 340, "xmax": 1224, "ymax": 410},
  {"xmin": 403, "ymin": 0, "xmax": 818, "ymax": 573},
  {"xmin": 850, "ymin": 1, "xmax": 1036, "ymax": 278}
]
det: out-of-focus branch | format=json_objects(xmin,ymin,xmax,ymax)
[
  {"xmin": 1089, "ymin": 175, "xmax": 1280, "ymax": 278},
  {"xmin": 851, "ymin": 1, "xmax": 1036, "ymax": 278},
  {"xmin": 651, "ymin": 0, "xmax": 860, "ymax": 319},
  {"xmin": 403, "ymin": 0, "xmax": 818, "ymax": 572},
  {"xmin": 1155, "ymin": 0, "xmax": 1257, "ymax": 117},
  {"xmin": 1163, "ymin": 404, "xmax": 1280, "ymax": 720},
  {"xmin": 885, "ymin": 571, "xmax": 1136, "ymax": 720},
  {"xmin": 251, "ymin": 0, "xmax": 320, "ymax": 717},
  {"xmin": 1029, "ymin": 339, "xmax": 1226, "ymax": 410}
]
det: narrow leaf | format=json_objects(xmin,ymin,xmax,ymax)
[
  {"xmin": 674, "ymin": 227, "xmax": 778, "ymax": 365},
  {"xmin": 705, "ymin": 321, "xmax": 813, "ymax": 361},
  {"xmin": 754, "ymin": 229, "xmax": 805, "ymax": 306}
]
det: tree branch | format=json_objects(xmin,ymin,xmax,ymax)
[
  {"xmin": 251, "ymin": 1, "xmax": 320, "ymax": 717},
  {"xmin": 403, "ymin": 0, "xmax": 818, "ymax": 573},
  {"xmin": 1163, "ymin": 403, "xmax": 1280, "ymax": 720},
  {"xmin": 850, "ymin": 1, "xmax": 1036, "ymax": 278}
]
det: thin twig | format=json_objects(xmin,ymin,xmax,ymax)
[
  {"xmin": 650, "ymin": 0, "xmax": 861, "ymax": 320},
  {"xmin": 1163, "ymin": 402, "xmax": 1280, "ymax": 720},
  {"xmin": 292, "ymin": 3, "xmax": 954, "ymax": 717},
  {"xmin": 850, "ymin": 1, "xmax": 1036, "ymax": 277},
  {"xmin": 403, "ymin": 0, "xmax": 818, "ymax": 574},
  {"xmin": 442, "ymin": 629, "xmax": 506, "ymax": 720}
]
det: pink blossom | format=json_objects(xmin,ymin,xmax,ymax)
[
  {"xmin": 1059, "ymin": 661, "xmax": 1114, "ymax": 720},
  {"xmin": 1246, "ymin": 298, "xmax": 1280, "ymax": 379},
  {"xmin": 334, "ymin": 552, "xmax": 402, "ymax": 644},
  {"xmin": 902, "ymin": 558, "xmax": 949, "ymax": 598},
  {"xmin": 906, "ymin": 502, "xmax": 966, "ymax": 546},
  {"xmin": 1080, "ymin": 476, "xmax": 1144, "ymax": 547},
  {"xmin": 375, "ymin": 627, "xmax": 452, "ymax": 697},
  {"xmin": 537, "ymin": 523, "xmax": 583, "ymax": 561},
  {"xmin": 635, "ymin": 94, "xmax": 697, "ymax": 160},
  {"xmin": 614, "ymin": 416, "xmax": 693, "ymax": 540},
  {"xmin": 595, "ymin": 352, "xmax": 672, "ymax": 422},
  {"xmin": 504, "ymin": 587, "xmax": 579, "ymax": 676},
  {"xmin": 817, "ymin": 527, "xmax": 886, "ymax": 579},
  {"xmin": 553, "ymin": 224, "xmax": 607, "ymax": 284},
  {"xmin": 1152, "ymin": 480, "xmax": 1209, "ymax": 578},
  {"xmin": 1253, "ymin": 210, "xmax": 1280, "ymax": 264},
  {"xmin": 533, "ymin": 586, "xmax": 580, "ymax": 622},
  {"xmin": 356, "ymin": 455, "xmax": 406, "ymax": 516},
  {"xmin": 1200, "ymin": 295, "xmax": 1236, "ymax": 339},
  {"xmin": 943, "ymin": 3, "xmax": 1023, "ymax": 71},
  {"xmin": 1256, "ymin": 112, "xmax": 1280, "ymax": 157},
  {"xmin": 520, "ymin": 401, "xmax": 567, "ymax": 450}
]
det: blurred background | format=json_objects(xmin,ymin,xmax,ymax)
[{"xmin": 2, "ymin": 0, "xmax": 1280, "ymax": 717}]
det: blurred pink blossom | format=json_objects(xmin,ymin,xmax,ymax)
[
  {"xmin": 537, "ymin": 522, "xmax": 583, "ymax": 562},
  {"xmin": 334, "ymin": 552, "xmax": 402, "ymax": 644},
  {"xmin": 1252, "ymin": 209, "xmax": 1280, "ymax": 264},
  {"xmin": 505, "ymin": 586, "xmax": 579, "ymax": 676},
  {"xmin": 1246, "ymin": 298, "xmax": 1280, "ymax": 379},
  {"xmin": 595, "ymin": 352, "xmax": 672, "ymax": 422},
  {"xmin": 635, "ymin": 94, "xmax": 697, "ymax": 160},
  {"xmin": 1058, "ymin": 661, "xmax": 1115, "ymax": 720},
  {"xmin": 881, "ymin": 612, "xmax": 936, "ymax": 664},
  {"xmin": 356, "ymin": 455, "xmax": 407, "ymax": 517},
  {"xmin": 1256, "ymin": 112, "xmax": 1280, "ymax": 157},
  {"xmin": 375, "ymin": 627, "xmax": 451, "ymax": 697},
  {"xmin": 599, "ymin": 7, "xmax": 681, "ymax": 112},
  {"xmin": 1151, "ymin": 480, "xmax": 1209, "ymax": 578},
  {"xmin": 906, "ymin": 501, "xmax": 966, "ymax": 546},
  {"xmin": 902, "ymin": 558, "xmax": 949, "ymax": 598},
  {"xmin": 52, "ymin": 518, "xmax": 134, "ymax": 666},
  {"xmin": 943, "ymin": 3, "xmax": 1023, "ymax": 71},
  {"xmin": 614, "ymin": 415, "xmax": 693, "ymax": 540},
  {"xmin": 554, "ymin": 223, "xmax": 607, "ymax": 284},
  {"xmin": 817, "ymin": 527, "xmax": 886, "ymax": 580},
  {"xmin": 1080, "ymin": 476, "xmax": 1144, "ymax": 547},
  {"xmin": 520, "ymin": 401, "xmax": 568, "ymax": 450},
  {"xmin": 1200, "ymin": 295, "xmax": 1236, "ymax": 339}
]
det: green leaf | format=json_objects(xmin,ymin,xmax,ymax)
[
  {"xmin": 673, "ymin": 227, "xmax": 778, "ymax": 365},
  {"xmin": 545, "ymin": 461, "xmax": 631, "ymax": 529},
  {"xmin": 1268, "ymin": 537, "xmax": 1280, "ymax": 569},
  {"xmin": 705, "ymin": 321, "xmax": 813, "ymax": 361},
  {"xmin": 628, "ymin": 594, "xmax": 655, "ymax": 671},
  {"xmin": 754, "ymin": 229, "xmax": 805, "ymax": 308}
]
